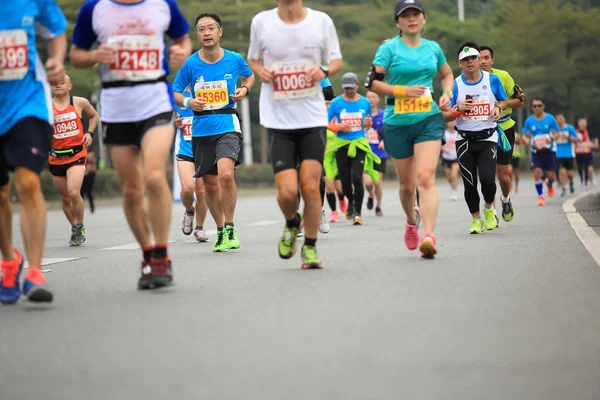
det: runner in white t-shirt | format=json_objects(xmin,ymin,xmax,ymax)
[
  {"xmin": 441, "ymin": 120, "xmax": 460, "ymax": 201},
  {"xmin": 247, "ymin": 0, "xmax": 342, "ymax": 269}
]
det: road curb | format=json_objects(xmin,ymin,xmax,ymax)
[{"xmin": 563, "ymin": 188, "xmax": 600, "ymax": 267}]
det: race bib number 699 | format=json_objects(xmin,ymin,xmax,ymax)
[{"xmin": 0, "ymin": 29, "xmax": 29, "ymax": 81}]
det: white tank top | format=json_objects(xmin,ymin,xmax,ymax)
[{"xmin": 455, "ymin": 71, "xmax": 498, "ymax": 143}]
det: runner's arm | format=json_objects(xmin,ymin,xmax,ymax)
[
  {"xmin": 78, "ymin": 97, "xmax": 99, "ymax": 133},
  {"xmin": 70, "ymin": 45, "xmax": 98, "ymax": 68}
]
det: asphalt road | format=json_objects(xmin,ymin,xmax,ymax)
[{"xmin": 2, "ymin": 178, "xmax": 600, "ymax": 400}]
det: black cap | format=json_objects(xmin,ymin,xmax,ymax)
[{"xmin": 394, "ymin": 0, "xmax": 425, "ymax": 19}]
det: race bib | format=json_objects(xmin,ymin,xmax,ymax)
[
  {"xmin": 181, "ymin": 117, "xmax": 192, "ymax": 141},
  {"xmin": 107, "ymin": 35, "xmax": 161, "ymax": 81},
  {"xmin": 533, "ymin": 134, "xmax": 552, "ymax": 150},
  {"xmin": 576, "ymin": 140, "xmax": 591, "ymax": 153},
  {"xmin": 555, "ymin": 130, "xmax": 570, "ymax": 144},
  {"xmin": 366, "ymin": 128, "xmax": 380, "ymax": 144},
  {"xmin": 0, "ymin": 29, "xmax": 29, "ymax": 81},
  {"xmin": 53, "ymin": 111, "xmax": 81, "ymax": 139},
  {"xmin": 194, "ymin": 80, "xmax": 229, "ymax": 110},
  {"xmin": 462, "ymin": 96, "xmax": 491, "ymax": 121},
  {"xmin": 394, "ymin": 88, "xmax": 432, "ymax": 114},
  {"xmin": 340, "ymin": 111, "xmax": 363, "ymax": 132},
  {"xmin": 272, "ymin": 59, "xmax": 317, "ymax": 100}
]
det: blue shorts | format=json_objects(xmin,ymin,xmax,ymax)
[{"xmin": 531, "ymin": 151, "xmax": 556, "ymax": 171}]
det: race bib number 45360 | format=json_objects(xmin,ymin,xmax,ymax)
[
  {"xmin": 107, "ymin": 35, "xmax": 162, "ymax": 81},
  {"xmin": 0, "ymin": 29, "xmax": 28, "ymax": 81},
  {"xmin": 194, "ymin": 80, "xmax": 229, "ymax": 110},
  {"xmin": 272, "ymin": 59, "xmax": 317, "ymax": 100}
]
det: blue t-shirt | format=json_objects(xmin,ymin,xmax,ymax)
[
  {"xmin": 173, "ymin": 49, "xmax": 252, "ymax": 137},
  {"xmin": 555, "ymin": 123, "xmax": 577, "ymax": 159},
  {"xmin": 174, "ymin": 90, "xmax": 193, "ymax": 158},
  {"xmin": 366, "ymin": 109, "xmax": 386, "ymax": 159},
  {"xmin": 373, "ymin": 37, "xmax": 447, "ymax": 126},
  {"xmin": 0, "ymin": 0, "xmax": 67, "ymax": 135},
  {"xmin": 321, "ymin": 77, "xmax": 332, "ymax": 88},
  {"xmin": 328, "ymin": 95, "xmax": 372, "ymax": 141},
  {"xmin": 523, "ymin": 113, "xmax": 560, "ymax": 153}
]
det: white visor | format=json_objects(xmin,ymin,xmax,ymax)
[{"xmin": 458, "ymin": 46, "xmax": 480, "ymax": 61}]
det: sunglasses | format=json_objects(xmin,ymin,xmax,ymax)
[
  {"xmin": 532, "ymin": 104, "xmax": 543, "ymax": 108},
  {"xmin": 461, "ymin": 55, "xmax": 478, "ymax": 62}
]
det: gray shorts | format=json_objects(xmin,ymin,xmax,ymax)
[{"xmin": 192, "ymin": 132, "xmax": 242, "ymax": 178}]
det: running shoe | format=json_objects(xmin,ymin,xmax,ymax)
[
  {"xmin": 419, "ymin": 232, "xmax": 437, "ymax": 259},
  {"xmin": 68, "ymin": 227, "xmax": 77, "ymax": 246},
  {"xmin": 483, "ymin": 208, "xmax": 497, "ymax": 231},
  {"xmin": 538, "ymin": 196, "xmax": 546, "ymax": 206},
  {"xmin": 469, "ymin": 218, "xmax": 483, "ymax": 234},
  {"xmin": 366, "ymin": 194, "xmax": 374, "ymax": 210},
  {"xmin": 137, "ymin": 258, "xmax": 172, "ymax": 290},
  {"xmin": 23, "ymin": 267, "xmax": 53, "ymax": 303},
  {"xmin": 353, "ymin": 215, "xmax": 363, "ymax": 225},
  {"xmin": 570, "ymin": 181, "xmax": 575, "ymax": 194},
  {"xmin": 561, "ymin": 188, "xmax": 567, "ymax": 198},
  {"xmin": 181, "ymin": 208, "xmax": 195, "ymax": 235},
  {"xmin": 213, "ymin": 230, "xmax": 228, "ymax": 252},
  {"xmin": 279, "ymin": 212, "xmax": 302, "ymax": 259},
  {"xmin": 339, "ymin": 197, "xmax": 348, "ymax": 214},
  {"xmin": 404, "ymin": 207, "xmax": 421, "ymax": 250},
  {"xmin": 193, "ymin": 227, "xmax": 209, "ymax": 242},
  {"xmin": 548, "ymin": 184, "xmax": 555, "ymax": 198},
  {"xmin": 501, "ymin": 197, "xmax": 514, "ymax": 222},
  {"xmin": 225, "ymin": 226, "xmax": 240, "ymax": 249},
  {"xmin": 301, "ymin": 245, "xmax": 323, "ymax": 269},
  {"xmin": 0, "ymin": 248, "xmax": 23, "ymax": 304},
  {"xmin": 328, "ymin": 210, "xmax": 340, "ymax": 223},
  {"xmin": 75, "ymin": 225, "xmax": 87, "ymax": 245},
  {"xmin": 319, "ymin": 209, "xmax": 330, "ymax": 234},
  {"xmin": 375, "ymin": 206, "xmax": 383, "ymax": 217},
  {"xmin": 450, "ymin": 191, "xmax": 458, "ymax": 201}
]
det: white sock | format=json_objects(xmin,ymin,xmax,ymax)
[{"xmin": 501, "ymin": 195, "xmax": 510, "ymax": 202}]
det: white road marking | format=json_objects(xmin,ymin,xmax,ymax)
[
  {"xmin": 100, "ymin": 240, "xmax": 176, "ymax": 251},
  {"xmin": 24, "ymin": 257, "xmax": 82, "ymax": 272},
  {"xmin": 563, "ymin": 189, "xmax": 600, "ymax": 267}
]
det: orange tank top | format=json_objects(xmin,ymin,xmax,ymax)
[{"xmin": 50, "ymin": 97, "xmax": 87, "ymax": 165}]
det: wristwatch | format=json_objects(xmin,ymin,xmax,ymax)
[
  {"xmin": 320, "ymin": 65, "xmax": 329, "ymax": 78},
  {"xmin": 241, "ymin": 85, "xmax": 251, "ymax": 96}
]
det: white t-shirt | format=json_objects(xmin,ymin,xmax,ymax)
[
  {"xmin": 442, "ymin": 129, "xmax": 460, "ymax": 160},
  {"xmin": 247, "ymin": 8, "xmax": 342, "ymax": 130}
]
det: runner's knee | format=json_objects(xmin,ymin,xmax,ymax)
[
  {"xmin": 0, "ymin": 185, "xmax": 10, "ymax": 206},
  {"xmin": 15, "ymin": 170, "xmax": 41, "ymax": 200},
  {"xmin": 218, "ymin": 170, "xmax": 235, "ymax": 187}
]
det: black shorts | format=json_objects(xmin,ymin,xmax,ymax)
[
  {"xmin": 49, "ymin": 157, "xmax": 87, "ymax": 178},
  {"xmin": 441, "ymin": 158, "xmax": 458, "ymax": 169},
  {"xmin": 511, "ymin": 157, "xmax": 520, "ymax": 169},
  {"xmin": 373, "ymin": 157, "xmax": 387, "ymax": 173},
  {"xmin": 497, "ymin": 126, "xmax": 516, "ymax": 165},
  {"xmin": 268, "ymin": 127, "xmax": 326, "ymax": 174},
  {"xmin": 576, "ymin": 153, "xmax": 594, "ymax": 167},
  {"xmin": 557, "ymin": 157, "xmax": 575, "ymax": 170},
  {"xmin": 103, "ymin": 111, "xmax": 174, "ymax": 148},
  {"xmin": 192, "ymin": 132, "xmax": 242, "ymax": 178},
  {"xmin": 176, "ymin": 154, "xmax": 194, "ymax": 163},
  {"xmin": 0, "ymin": 117, "xmax": 52, "ymax": 187}
]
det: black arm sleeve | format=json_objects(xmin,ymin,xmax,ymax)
[{"xmin": 322, "ymin": 86, "xmax": 334, "ymax": 101}]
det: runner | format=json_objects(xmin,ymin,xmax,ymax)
[
  {"xmin": 575, "ymin": 118, "xmax": 595, "ymax": 187},
  {"xmin": 81, "ymin": 149, "xmax": 97, "ymax": 213},
  {"xmin": 70, "ymin": 0, "xmax": 192, "ymax": 289},
  {"xmin": 50, "ymin": 75, "xmax": 98, "ymax": 246},
  {"xmin": 441, "ymin": 120, "xmax": 460, "ymax": 201},
  {"xmin": 0, "ymin": 0, "xmax": 67, "ymax": 304},
  {"xmin": 510, "ymin": 132, "xmax": 523, "ymax": 193},
  {"xmin": 444, "ymin": 42, "xmax": 507, "ymax": 233},
  {"xmin": 479, "ymin": 45, "xmax": 524, "ymax": 222},
  {"xmin": 173, "ymin": 13, "xmax": 253, "ymax": 252},
  {"xmin": 247, "ymin": 0, "xmax": 343, "ymax": 269},
  {"xmin": 325, "ymin": 73, "xmax": 378, "ymax": 225},
  {"xmin": 366, "ymin": 0, "xmax": 454, "ymax": 258},
  {"xmin": 174, "ymin": 85, "xmax": 209, "ymax": 243},
  {"xmin": 364, "ymin": 90, "xmax": 387, "ymax": 216},
  {"xmin": 554, "ymin": 113, "xmax": 578, "ymax": 196},
  {"xmin": 522, "ymin": 97, "xmax": 560, "ymax": 206}
]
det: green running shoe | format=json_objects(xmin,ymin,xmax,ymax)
[
  {"xmin": 213, "ymin": 230, "xmax": 228, "ymax": 252},
  {"xmin": 301, "ymin": 245, "xmax": 323, "ymax": 269},
  {"xmin": 469, "ymin": 218, "xmax": 484, "ymax": 234},
  {"xmin": 225, "ymin": 226, "xmax": 240, "ymax": 249},
  {"xmin": 278, "ymin": 212, "xmax": 302, "ymax": 259},
  {"xmin": 501, "ymin": 198, "xmax": 514, "ymax": 222},
  {"xmin": 483, "ymin": 208, "xmax": 497, "ymax": 231}
]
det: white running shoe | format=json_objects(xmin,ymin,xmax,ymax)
[
  {"xmin": 450, "ymin": 191, "xmax": 458, "ymax": 201},
  {"xmin": 319, "ymin": 208, "xmax": 330, "ymax": 234},
  {"xmin": 193, "ymin": 227, "xmax": 209, "ymax": 242},
  {"xmin": 181, "ymin": 208, "xmax": 195, "ymax": 235}
]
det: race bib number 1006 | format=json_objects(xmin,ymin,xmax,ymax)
[
  {"xmin": 272, "ymin": 59, "xmax": 317, "ymax": 100},
  {"xmin": 107, "ymin": 35, "xmax": 162, "ymax": 81},
  {"xmin": 0, "ymin": 29, "xmax": 29, "ymax": 81}
]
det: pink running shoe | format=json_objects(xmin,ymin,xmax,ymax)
[
  {"xmin": 339, "ymin": 198, "xmax": 348, "ymax": 214},
  {"xmin": 419, "ymin": 232, "xmax": 437, "ymax": 259},
  {"xmin": 329, "ymin": 210, "xmax": 340, "ymax": 223}
]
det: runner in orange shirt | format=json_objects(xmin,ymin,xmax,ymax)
[{"xmin": 50, "ymin": 74, "xmax": 98, "ymax": 246}]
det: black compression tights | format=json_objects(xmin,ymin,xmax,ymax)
[
  {"xmin": 456, "ymin": 139, "xmax": 497, "ymax": 214},
  {"xmin": 335, "ymin": 147, "xmax": 366, "ymax": 215}
]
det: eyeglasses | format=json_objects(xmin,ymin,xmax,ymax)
[
  {"xmin": 196, "ymin": 24, "xmax": 220, "ymax": 33},
  {"xmin": 461, "ymin": 55, "xmax": 478, "ymax": 62},
  {"xmin": 532, "ymin": 104, "xmax": 543, "ymax": 108}
]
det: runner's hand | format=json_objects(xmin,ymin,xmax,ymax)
[
  {"xmin": 491, "ymin": 105, "xmax": 501, "ymax": 121},
  {"xmin": 231, "ymin": 87, "xmax": 247, "ymax": 102},
  {"xmin": 378, "ymin": 140, "xmax": 385, "ymax": 150},
  {"xmin": 458, "ymin": 99, "xmax": 473, "ymax": 113},
  {"xmin": 339, "ymin": 123, "xmax": 352, "ymax": 133},
  {"xmin": 174, "ymin": 117, "xmax": 184, "ymax": 129},
  {"xmin": 189, "ymin": 98, "xmax": 206, "ymax": 112},
  {"xmin": 364, "ymin": 115, "xmax": 373, "ymax": 129},
  {"xmin": 406, "ymin": 85, "xmax": 428, "ymax": 97},
  {"xmin": 306, "ymin": 65, "xmax": 325, "ymax": 83},
  {"xmin": 83, "ymin": 133, "xmax": 93, "ymax": 148},
  {"xmin": 438, "ymin": 93, "xmax": 451, "ymax": 111},
  {"xmin": 258, "ymin": 66, "xmax": 275, "ymax": 83},
  {"xmin": 95, "ymin": 44, "xmax": 116, "ymax": 65},
  {"xmin": 169, "ymin": 44, "xmax": 187, "ymax": 69},
  {"xmin": 45, "ymin": 58, "xmax": 65, "ymax": 85}
]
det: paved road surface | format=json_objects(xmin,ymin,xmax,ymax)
[{"xmin": 2, "ymin": 178, "xmax": 600, "ymax": 400}]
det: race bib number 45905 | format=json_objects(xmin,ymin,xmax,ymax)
[
  {"xmin": 272, "ymin": 59, "xmax": 317, "ymax": 100},
  {"xmin": 107, "ymin": 35, "xmax": 162, "ymax": 81},
  {"xmin": 0, "ymin": 29, "xmax": 29, "ymax": 81}
]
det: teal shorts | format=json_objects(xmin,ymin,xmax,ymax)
[{"xmin": 383, "ymin": 113, "xmax": 445, "ymax": 160}]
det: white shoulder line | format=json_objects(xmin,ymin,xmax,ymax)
[{"xmin": 563, "ymin": 190, "xmax": 600, "ymax": 267}]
